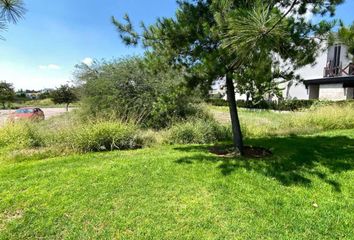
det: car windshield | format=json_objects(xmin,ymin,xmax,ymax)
[{"xmin": 15, "ymin": 109, "xmax": 34, "ymax": 114}]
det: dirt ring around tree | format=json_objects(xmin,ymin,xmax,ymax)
[{"xmin": 209, "ymin": 145, "xmax": 272, "ymax": 158}]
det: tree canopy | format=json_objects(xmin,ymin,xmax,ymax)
[
  {"xmin": 330, "ymin": 21, "xmax": 354, "ymax": 62},
  {"xmin": 113, "ymin": 0, "xmax": 343, "ymax": 154},
  {"xmin": 51, "ymin": 85, "xmax": 78, "ymax": 111},
  {"xmin": 75, "ymin": 57, "xmax": 203, "ymax": 129},
  {"xmin": 0, "ymin": 81, "xmax": 15, "ymax": 108},
  {"xmin": 0, "ymin": 0, "xmax": 26, "ymax": 39}
]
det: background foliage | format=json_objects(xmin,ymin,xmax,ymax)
[{"xmin": 76, "ymin": 57, "xmax": 204, "ymax": 129}]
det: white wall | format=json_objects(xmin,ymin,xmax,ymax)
[
  {"xmin": 284, "ymin": 47, "xmax": 328, "ymax": 100},
  {"xmin": 281, "ymin": 82, "xmax": 309, "ymax": 100},
  {"xmin": 297, "ymin": 49, "xmax": 328, "ymax": 80},
  {"xmin": 346, "ymin": 88, "xmax": 354, "ymax": 100},
  {"xmin": 287, "ymin": 43, "xmax": 353, "ymax": 100},
  {"xmin": 213, "ymin": 43, "xmax": 352, "ymax": 101},
  {"xmin": 319, "ymin": 83, "xmax": 346, "ymax": 100},
  {"xmin": 327, "ymin": 44, "xmax": 351, "ymax": 68}
]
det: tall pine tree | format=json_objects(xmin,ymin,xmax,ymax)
[{"xmin": 113, "ymin": 0, "xmax": 343, "ymax": 155}]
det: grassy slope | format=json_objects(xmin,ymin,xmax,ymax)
[
  {"xmin": 8, "ymin": 99, "xmax": 80, "ymax": 109},
  {"xmin": 209, "ymin": 104, "xmax": 354, "ymax": 138},
  {"xmin": 0, "ymin": 129, "xmax": 353, "ymax": 239}
]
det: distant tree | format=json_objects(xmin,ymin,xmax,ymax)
[
  {"xmin": 38, "ymin": 90, "xmax": 53, "ymax": 100},
  {"xmin": 51, "ymin": 85, "xmax": 78, "ymax": 111},
  {"xmin": 0, "ymin": 81, "xmax": 15, "ymax": 108},
  {"xmin": 0, "ymin": 0, "xmax": 26, "ymax": 39}
]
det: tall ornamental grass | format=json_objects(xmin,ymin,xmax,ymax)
[
  {"xmin": 239, "ymin": 103, "xmax": 354, "ymax": 138},
  {"xmin": 0, "ymin": 116, "xmax": 142, "ymax": 154}
]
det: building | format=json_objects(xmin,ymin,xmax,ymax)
[
  {"xmin": 211, "ymin": 42, "xmax": 354, "ymax": 101},
  {"xmin": 303, "ymin": 44, "xmax": 354, "ymax": 100},
  {"xmin": 285, "ymin": 43, "xmax": 354, "ymax": 101}
]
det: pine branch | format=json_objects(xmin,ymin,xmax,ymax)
[{"xmin": 263, "ymin": 0, "xmax": 298, "ymax": 37}]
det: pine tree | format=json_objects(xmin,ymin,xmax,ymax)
[
  {"xmin": 113, "ymin": 0, "xmax": 343, "ymax": 155},
  {"xmin": 0, "ymin": 0, "xmax": 26, "ymax": 39}
]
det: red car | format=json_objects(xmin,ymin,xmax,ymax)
[{"xmin": 9, "ymin": 108, "xmax": 45, "ymax": 122}]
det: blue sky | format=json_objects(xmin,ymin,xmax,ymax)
[{"xmin": 0, "ymin": 0, "xmax": 353, "ymax": 90}]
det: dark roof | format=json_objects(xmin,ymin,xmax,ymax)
[{"xmin": 303, "ymin": 76, "xmax": 354, "ymax": 88}]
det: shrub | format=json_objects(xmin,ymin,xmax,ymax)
[
  {"xmin": 25, "ymin": 98, "xmax": 55, "ymax": 107},
  {"xmin": 206, "ymin": 98, "xmax": 229, "ymax": 106},
  {"xmin": 209, "ymin": 99, "xmax": 354, "ymax": 111},
  {"xmin": 166, "ymin": 118, "xmax": 231, "ymax": 144},
  {"xmin": 67, "ymin": 121, "xmax": 141, "ymax": 152},
  {"xmin": 0, "ymin": 121, "xmax": 43, "ymax": 149},
  {"xmin": 207, "ymin": 99, "xmax": 317, "ymax": 111},
  {"xmin": 296, "ymin": 104, "xmax": 354, "ymax": 130},
  {"xmin": 276, "ymin": 100, "xmax": 316, "ymax": 111},
  {"xmin": 235, "ymin": 101, "xmax": 354, "ymax": 138},
  {"xmin": 41, "ymin": 119, "xmax": 142, "ymax": 153},
  {"xmin": 76, "ymin": 57, "xmax": 202, "ymax": 129},
  {"xmin": 0, "ymin": 115, "xmax": 143, "ymax": 155}
]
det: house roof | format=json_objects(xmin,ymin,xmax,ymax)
[{"xmin": 303, "ymin": 76, "xmax": 354, "ymax": 88}]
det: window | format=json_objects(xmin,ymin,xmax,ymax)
[
  {"xmin": 15, "ymin": 109, "xmax": 34, "ymax": 114},
  {"xmin": 333, "ymin": 45, "xmax": 342, "ymax": 75},
  {"xmin": 333, "ymin": 45, "xmax": 341, "ymax": 67}
]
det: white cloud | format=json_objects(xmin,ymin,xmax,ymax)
[
  {"xmin": 0, "ymin": 62, "xmax": 70, "ymax": 90},
  {"xmin": 277, "ymin": 3, "xmax": 314, "ymax": 22},
  {"xmin": 38, "ymin": 64, "xmax": 61, "ymax": 70},
  {"xmin": 303, "ymin": 6, "xmax": 314, "ymax": 22},
  {"xmin": 82, "ymin": 57, "xmax": 93, "ymax": 66}
]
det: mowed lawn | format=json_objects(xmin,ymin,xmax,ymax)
[{"xmin": 0, "ymin": 130, "xmax": 353, "ymax": 239}]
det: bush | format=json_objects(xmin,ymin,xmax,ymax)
[
  {"xmin": 166, "ymin": 118, "xmax": 231, "ymax": 144},
  {"xmin": 0, "ymin": 115, "xmax": 143, "ymax": 154},
  {"xmin": 65, "ymin": 121, "xmax": 141, "ymax": 152},
  {"xmin": 206, "ymin": 98, "xmax": 229, "ymax": 106},
  {"xmin": 296, "ymin": 104, "xmax": 354, "ymax": 130},
  {"xmin": 207, "ymin": 98, "xmax": 317, "ymax": 111},
  {"xmin": 25, "ymin": 98, "xmax": 55, "ymax": 107},
  {"xmin": 236, "ymin": 101, "xmax": 354, "ymax": 138},
  {"xmin": 40, "ymin": 117, "xmax": 142, "ymax": 153},
  {"xmin": 276, "ymin": 100, "xmax": 316, "ymax": 111},
  {"xmin": 76, "ymin": 57, "xmax": 202, "ymax": 129},
  {"xmin": 0, "ymin": 121, "xmax": 43, "ymax": 149}
]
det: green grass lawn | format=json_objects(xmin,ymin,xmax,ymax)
[
  {"xmin": 209, "ymin": 104, "xmax": 354, "ymax": 138},
  {"xmin": 0, "ymin": 129, "xmax": 353, "ymax": 239}
]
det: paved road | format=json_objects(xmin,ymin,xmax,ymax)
[{"xmin": 0, "ymin": 108, "xmax": 73, "ymax": 127}]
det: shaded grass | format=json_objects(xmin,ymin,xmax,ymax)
[{"xmin": 0, "ymin": 129, "xmax": 353, "ymax": 239}]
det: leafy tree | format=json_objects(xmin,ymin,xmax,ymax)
[
  {"xmin": 38, "ymin": 90, "xmax": 53, "ymax": 100},
  {"xmin": 51, "ymin": 85, "xmax": 78, "ymax": 111},
  {"xmin": 0, "ymin": 0, "xmax": 26, "ymax": 39},
  {"xmin": 76, "ymin": 57, "xmax": 202, "ymax": 129},
  {"xmin": 113, "ymin": 0, "xmax": 342, "ymax": 155},
  {"xmin": 233, "ymin": 52, "xmax": 291, "ymax": 104},
  {"xmin": 0, "ymin": 81, "xmax": 15, "ymax": 108}
]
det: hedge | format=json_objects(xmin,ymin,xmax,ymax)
[{"xmin": 207, "ymin": 99, "xmax": 354, "ymax": 111}]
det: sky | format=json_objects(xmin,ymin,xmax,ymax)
[
  {"xmin": 0, "ymin": 0, "xmax": 353, "ymax": 90},
  {"xmin": 0, "ymin": 0, "xmax": 177, "ymax": 90}
]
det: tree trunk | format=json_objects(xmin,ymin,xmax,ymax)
[
  {"xmin": 66, "ymin": 103, "xmax": 69, "ymax": 112},
  {"xmin": 225, "ymin": 73, "xmax": 244, "ymax": 155}
]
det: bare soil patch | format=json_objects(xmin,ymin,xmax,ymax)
[{"xmin": 209, "ymin": 145, "xmax": 272, "ymax": 158}]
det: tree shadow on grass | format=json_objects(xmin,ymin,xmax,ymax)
[{"xmin": 174, "ymin": 135, "xmax": 354, "ymax": 191}]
